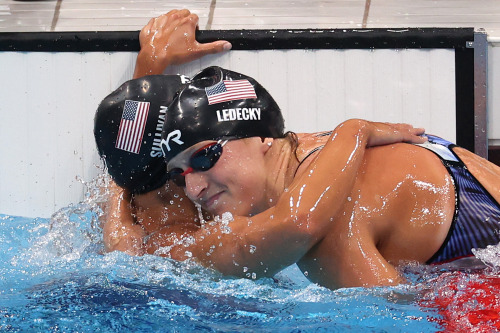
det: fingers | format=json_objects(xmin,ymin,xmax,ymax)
[
  {"xmin": 180, "ymin": 12, "xmax": 200, "ymax": 32},
  {"xmin": 363, "ymin": 120, "xmax": 428, "ymax": 147},
  {"xmin": 161, "ymin": 8, "xmax": 190, "ymax": 21},
  {"xmin": 405, "ymin": 133, "xmax": 428, "ymax": 144},
  {"xmin": 175, "ymin": 9, "xmax": 191, "ymax": 18},
  {"xmin": 389, "ymin": 123, "xmax": 427, "ymax": 143},
  {"xmin": 136, "ymin": 9, "xmax": 232, "ymax": 73},
  {"xmin": 178, "ymin": 14, "xmax": 232, "ymax": 56},
  {"xmin": 195, "ymin": 39, "xmax": 233, "ymax": 56},
  {"xmin": 139, "ymin": 17, "xmax": 155, "ymax": 41},
  {"xmin": 149, "ymin": 9, "xmax": 192, "ymax": 33},
  {"xmin": 396, "ymin": 125, "xmax": 428, "ymax": 144}
]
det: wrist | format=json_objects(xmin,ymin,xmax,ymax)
[{"xmin": 133, "ymin": 50, "xmax": 171, "ymax": 79}]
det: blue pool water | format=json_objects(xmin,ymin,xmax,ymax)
[{"xmin": 1, "ymin": 199, "xmax": 500, "ymax": 331}]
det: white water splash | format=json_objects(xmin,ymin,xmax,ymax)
[{"xmin": 472, "ymin": 242, "xmax": 500, "ymax": 269}]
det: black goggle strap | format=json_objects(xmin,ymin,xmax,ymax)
[{"xmin": 168, "ymin": 169, "xmax": 186, "ymax": 187}]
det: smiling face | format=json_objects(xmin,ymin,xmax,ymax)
[{"xmin": 167, "ymin": 137, "xmax": 272, "ymax": 217}]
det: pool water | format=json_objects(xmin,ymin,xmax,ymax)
[{"xmin": 1, "ymin": 186, "xmax": 500, "ymax": 332}]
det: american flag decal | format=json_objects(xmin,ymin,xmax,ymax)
[
  {"xmin": 115, "ymin": 100, "xmax": 150, "ymax": 154},
  {"xmin": 205, "ymin": 80, "xmax": 257, "ymax": 105}
]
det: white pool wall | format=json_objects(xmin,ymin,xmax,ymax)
[{"xmin": 0, "ymin": 48, "xmax": 459, "ymax": 217}]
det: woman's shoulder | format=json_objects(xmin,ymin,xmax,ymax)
[
  {"xmin": 294, "ymin": 131, "xmax": 332, "ymax": 161},
  {"xmin": 289, "ymin": 131, "xmax": 333, "ymax": 179},
  {"xmin": 295, "ymin": 130, "xmax": 333, "ymax": 141}
]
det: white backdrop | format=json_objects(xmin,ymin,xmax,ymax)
[{"xmin": 0, "ymin": 48, "xmax": 457, "ymax": 217}]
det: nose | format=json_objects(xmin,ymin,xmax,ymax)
[{"xmin": 184, "ymin": 171, "xmax": 208, "ymax": 202}]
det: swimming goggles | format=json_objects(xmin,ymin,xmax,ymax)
[{"xmin": 167, "ymin": 140, "xmax": 228, "ymax": 187}]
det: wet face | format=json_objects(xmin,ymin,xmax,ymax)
[{"xmin": 167, "ymin": 137, "xmax": 271, "ymax": 217}]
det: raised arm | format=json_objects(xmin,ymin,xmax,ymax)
[
  {"xmin": 101, "ymin": 182, "xmax": 146, "ymax": 256},
  {"xmin": 100, "ymin": 9, "xmax": 230, "ymax": 253},
  {"xmin": 133, "ymin": 9, "xmax": 231, "ymax": 79},
  {"xmin": 153, "ymin": 119, "xmax": 426, "ymax": 278}
]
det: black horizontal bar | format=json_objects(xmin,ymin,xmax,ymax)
[
  {"xmin": 204, "ymin": 28, "xmax": 474, "ymax": 50},
  {"xmin": 0, "ymin": 28, "xmax": 474, "ymax": 52},
  {"xmin": 0, "ymin": 31, "xmax": 139, "ymax": 52}
]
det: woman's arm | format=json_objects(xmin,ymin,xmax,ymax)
[
  {"xmin": 100, "ymin": 9, "xmax": 230, "ymax": 254},
  {"xmin": 101, "ymin": 182, "xmax": 146, "ymax": 255},
  {"xmin": 133, "ymin": 9, "xmax": 231, "ymax": 79},
  {"xmin": 159, "ymin": 120, "xmax": 426, "ymax": 278}
]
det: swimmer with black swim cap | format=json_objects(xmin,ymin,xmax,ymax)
[
  {"xmin": 94, "ymin": 74, "xmax": 189, "ymax": 194},
  {"xmin": 161, "ymin": 66, "xmax": 285, "ymax": 160},
  {"xmin": 160, "ymin": 66, "xmax": 286, "ymax": 188}
]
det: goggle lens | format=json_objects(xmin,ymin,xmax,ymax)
[
  {"xmin": 190, "ymin": 142, "xmax": 223, "ymax": 171},
  {"xmin": 167, "ymin": 140, "xmax": 227, "ymax": 187}
]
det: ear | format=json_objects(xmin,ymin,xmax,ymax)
[{"xmin": 261, "ymin": 137, "xmax": 274, "ymax": 154}]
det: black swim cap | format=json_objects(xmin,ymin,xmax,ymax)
[
  {"xmin": 94, "ymin": 75, "xmax": 188, "ymax": 194},
  {"xmin": 161, "ymin": 66, "xmax": 285, "ymax": 162}
]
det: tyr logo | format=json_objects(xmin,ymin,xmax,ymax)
[{"xmin": 161, "ymin": 130, "xmax": 184, "ymax": 154}]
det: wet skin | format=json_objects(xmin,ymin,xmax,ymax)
[
  {"xmin": 167, "ymin": 137, "xmax": 277, "ymax": 217},
  {"xmin": 165, "ymin": 131, "xmax": 500, "ymax": 289},
  {"xmin": 294, "ymin": 135, "xmax": 500, "ymax": 289}
]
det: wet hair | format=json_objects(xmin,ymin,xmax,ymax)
[{"xmin": 284, "ymin": 131, "xmax": 301, "ymax": 164}]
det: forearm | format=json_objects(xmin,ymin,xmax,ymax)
[{"xmin": 101, "ymin": 184, "xmax": 146, "ymax": 256}]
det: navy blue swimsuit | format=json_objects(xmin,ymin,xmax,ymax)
[{"xmin": 420, "ymin": 136, "xmax": 500, "ymax": 264}]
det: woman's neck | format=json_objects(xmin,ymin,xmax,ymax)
[
  {"xmin": 263, "ymin": 133, "xmax": 330, "ymax": 206},
  {"xmin": 263, "ymin": 137, "xmax": 301, "ymax": 205}
]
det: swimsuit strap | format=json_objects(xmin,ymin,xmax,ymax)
[
  {"xmin": 300, "ymin": 145, "xmax": 324, "ymax": 164},
  {"xmin": 294, "ymin": 131, "xmax": 332, "ymax": 176}
]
